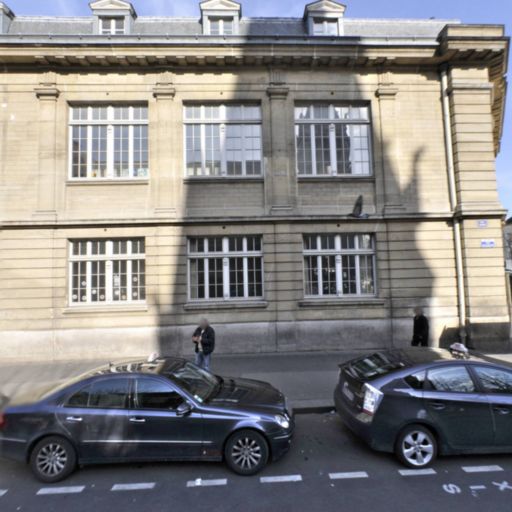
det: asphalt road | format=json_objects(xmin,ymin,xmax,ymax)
[{"xmin": 2, "ymin": 413, "xmax": 512, "ymax": 512}]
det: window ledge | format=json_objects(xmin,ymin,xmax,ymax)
[
  {"xmin": 66, "ymin": 179, "xmax": 149, "ymax": 186},
  {"xmin": 298, "ymin": 175, "xmax": 374, "ymax": 183},
  {"xmin": 184, "ymin": 300, "xmax": 268, "ymax": 311},
  {"xmin": 63, "ymin": 304, "xmax": 148, "ymax": 314},
  {"xmin": 299, "ymin": 298, "xmax": 385, "ymax": 308},
  {"xmin": 184, "ymin": 176, "xmax": 264, "ymax": 184}
]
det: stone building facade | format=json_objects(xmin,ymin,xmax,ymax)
[{"xmin": 0, "ymin": 0, "xmax": 510, "ymax": 360}]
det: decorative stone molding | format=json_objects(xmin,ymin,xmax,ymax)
[
  {"xmin": 152, "ymin": 84, "xmax": 176, "ymax": 99},
  {"xmin": 266, "ymin": 85, "xmax": 289, "ymax": 99},
  {"xmin": 375, "ymin": 85, "xmax": 398, "ymax": 99}
]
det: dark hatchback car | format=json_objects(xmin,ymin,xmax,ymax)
[
  {"xmin": 0, "ymin": 357, "xmax": 294, "ymax": 482},
  {"xmin": 335, "ymin": 348, "xmax": 512, "ymax": 468}
]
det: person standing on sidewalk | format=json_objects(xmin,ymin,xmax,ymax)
[
  {"xmin": 411, "ymin": 307, "xmax": 429, "ymax": 347},
  {"xmin": 192, "ymin": 318, "xmax": 215, "ymax": 371}
]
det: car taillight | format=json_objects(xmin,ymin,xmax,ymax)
[
  {"xmin": 0, "ymin": 413, "xmax": 5, "ymax": 430},
  {"xmin": 362, "ymin": 384, "xmax": 383, "ymax": 415}
]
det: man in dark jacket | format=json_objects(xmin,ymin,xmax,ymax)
[
  {"xmin": 192, "ymin": 318, "xmax": 215, "ymax": 371},
  {"xmin": 411, "ymin": 307, "xmax": 429, "ymax": 347}
]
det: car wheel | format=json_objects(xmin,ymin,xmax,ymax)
[
  {"xmin": 395, "ymin": 424, "xmax": 437, "ymax": 468},
  {"xmin": 224, "ymin": 429, "xmax": 269, "ymax": 476},
  {"xmin": 29, "ymin": 436, "xmax": 77, "ymax": 483}
]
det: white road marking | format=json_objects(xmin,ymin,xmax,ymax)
[
  {"xmin": 186, "ymin": 478, "xmax": 227, "ymax": 488},
  {"xmin": 399, "ymin": 469, "xmax": 437, "ymax": 476},
  {"xmin": 37, "ymin": 486, "xmax": 85, "ymax": 495},
  {"xmin": 111, "ymin": 483, "xmax": 156, "ymax": 492},
  {"xmin": 329, "ymin": 471, "xmax": 369, "ymax": 480},
  {"xmin": 462, "ymin": 465, "xmax": 504, "ymax": 473},
  {"xmin": 0, "ymin": 490, "xmax": 7, "ymax": 497},
  {"xmin": 470, "ymin": 485, "xmax": 487, "ymax": 491},
  {"xmin": 260, "ymin": 475, "xmax": 302, "ymax": 484}
]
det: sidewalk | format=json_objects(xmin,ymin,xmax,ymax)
[
  {"xmin": 1, "ymin": 350, "xmax": 512, "ymax": 412},
  {"xmin": 0, "ymin": 351, "xmax": 364, "ymax": 411}
]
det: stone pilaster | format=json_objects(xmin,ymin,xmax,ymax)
[
  {"xmin": 265, "ymin": 70, "xmax": 295, "ymax": 214},
  {"xmin": 33, "ymin": 74, "xmax": 60, "ymax": 220},
  {"xmin": 376, "ymin": 78, "xmax": 404, "ymax": 214},
  {"xmin": 152, "ymin": 75, "xmax": 177, "ymax": 218}
]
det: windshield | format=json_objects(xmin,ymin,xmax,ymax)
[{"xmin": 166, "ymin": 362, "xmax": 220, "ymax": 403}]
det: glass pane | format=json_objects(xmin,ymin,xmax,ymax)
[
  {"xmin": 210, "ymin": 19, "xmax": 220, "ymax": 35},
  {"xmin": 341, "ymin": 255, "xmax": 357, "ymax": 294},
  {"xmin": 320, "ymin": 235, "xmax": 335, "ymax": 250},
  {"xmin": 113, "ymin": 125, "xmax": 130, "ymax": 177},
  {"xmin": 131, "ymin": 259, "xmax": 145, "ymax": 300},
  {"xmin": 340, "ymin": 234, "xmax": 356, "ymax": 250},
  {"xmin": 91, "ymin": 261, "xmax": 106, "ymax": 302},
  {"xmin": 112, "ymin": 260, "xmax": 128, "ymax": 301},
  {"xmin": 190, "ymin": 258, "xmax": 205, "ymax": 299},
  {"xmin": 359, "ymin": 255, "xmax": 375, "ymax": 295},
  {"xmin": 321, "ymin": 255, "xmax": 337, "ymax": 295},
  {"xmin": 243, "ymin": 124, "xmax": 262, "ymax": 176},
  {"xmin": 189, "ymin": 238, "xmax": 205, "ymax": 253},
  {"xmin": 226, "ymin": 124, "xmax": 243, "ymax": 176},
  {"xmin": 133, "ymin": 125, "xmax": 149, "ymax": 177},
  {"xmin": 186, "ymin": 124, "xmax": 202, "ymax": 176},
  {"xmin": 88, "ymin": 378, "xmax": 130, "ymax": 409},
  {"xmin": 71, "ymin": 261, "xmax": 87, "ymax": 303},
  {"xmin": 475, "ymin": 367, "xmax": 512, "ymax": 394},
  {"xmin": 427, "ymin": 366, "xmax": 475, "ymax": 393},
  {"xmin": 207, "ymin": 237, "xmax": 223, "ymax": 253},
  {"xmin": 295, "ymin": 124, "xmax": 313, "ymax": 175},
  {"xmin": 229, "ymin": 257, "xmax": 244, "ymax": 298},
  {"xmin": 71, "ymin": 126, "xmax": 88, "ymax": 178},
  {"xmin": 204, "ymin": 124, "xmax": 221, "ymax": 176},
  {"xmin": 314, "ymin": 124, "xmax": 331, "ymax": 175},
  {"xmin": 247, "ymin": 257, "xmax": 263, "ymax": 297},
  {"xmin": 246, "ymin": 236, "xmax": 261, "ymax": 252},
  {"xmin": 223, "ymin": 19, "xmax": 233, "ymax": 35},
  {"xmin": 303, "ymin": 235, "xmax": 317, "ymax": 251},
  {"xmin": 135, "ymin": 379, "xmax": 184, "ymax": 410},
  {"xmin": 208, "ymin": 258, "xmax": 224, "ymax": 299},
  {"xmin": 228, "ymin": 237, "xmax": 244, "ymax": 252},
  {"xmin": 91, "ymin": 125, "xmax": 108, "ymax": 178},
  {"xmin": 304, "ymin": 256, "xmax": 319, "ymax": 296}
]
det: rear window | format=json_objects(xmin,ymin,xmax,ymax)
[{"xmin": 348, "ymin": 352, "xmax": 407, "ymax": 380}]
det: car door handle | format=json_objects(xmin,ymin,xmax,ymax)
[
  {"xmin": 493, "ymin": 406, "xmax": 510, "ymax": 415},
  {"xmin": 66, "ymin": 416, "xmax": 83, "ymax": 422},
  {"xmin": 129, "ymin": 417, "xmax": 146, "ymax": 423},
  {"xmin": 428, "ymin": 401, "xmax": 446, "ymax": 411}
]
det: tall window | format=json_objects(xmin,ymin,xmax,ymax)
[
  {"xmin": 69, "ymin": 105, "xmax": 148, "ymax": 179},
  {"xmin": 69, "ymin": 239, "xmax": 146, "ymax": 305},
  {"xmin": 209, "ymin": 17, "xmax": 234, "ymax": 35},
  {"xmin": 303, "ymin": 234, "xmax": 376, "ymax": 297},
  {"xmin": 184, "ymin": 104, "xmax": 262, "ymax": 177},
  {"xmin": 295, "ymin": 104, "xmax": 372, "ymax": 176},
  {"xmin": 313, "ymin": 18, "xmax": 339, "ymax": 36},
  {"xmin": 99, "ymin": 17, "xmax": 126, "ymax": 35},
  {"xmin": 188, "ymin": 236, "xmax": 263, "ymax": 301}
]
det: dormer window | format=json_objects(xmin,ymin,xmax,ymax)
[
  {"xmin": 200, "ymin": 0, "xmax": 241, "ymax": 36},
  {"xmin": 312, "ymin": 18, "xmax": 339, "ymax": 36},
  {"xmin": 304, "ymin": 0, "xmax": 346, "ymax": 37},
  {"xmin": 90, "ymin": 0, "xmax": 136, "ymax": 36},
  {"xmin": 209, "ymin": 17, "xmax": 234, "ymax": 35},
  {"xmin": 99, "ymin": 16, "xmax": 125, "ymax": 35}
]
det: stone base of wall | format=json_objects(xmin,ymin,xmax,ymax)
[{"xmin": 0, "ymin": 316, "xmax": 502, "ymax": 361}]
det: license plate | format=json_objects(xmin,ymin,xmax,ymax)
[{"xmin": 342, "ymin": 382, "xmax": 354, "ymax": 402}]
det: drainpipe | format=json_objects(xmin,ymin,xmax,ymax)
[{"xmin": 440, "ymin": 65, "xmax": 468, "ymax": 345}]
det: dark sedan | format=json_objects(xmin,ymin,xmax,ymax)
[
  {"xmin": 334, "ymin": 348, "xmax": 512, "ymax": 468},
  {"xmin": 0, "ymin": 357, "xmax": 294, "ymax": 482}
]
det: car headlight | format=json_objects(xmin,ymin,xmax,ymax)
[{"xmin": 274, "ymin": 414, "xmax": 290, "ymax": 429}]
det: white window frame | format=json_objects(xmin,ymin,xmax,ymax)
[
  {"xmin": 302, "ymin": 234, "xmax": 377, "ymax": 298},
  {"xmin": 68, "ymin": 239, "xmax": 146, "ymax": 306},
  {"xmin": 99, "ymin": 16, "xmax": 126, "ymax": 35},
  {"xmin": 295, "ymin": 104, "xmax": 373, "ymax": 177},
  {"xmin": 187, "ymin": 236, "xmax": 264, "ymax": 302},
  {"xmin": 312, "ymin": 18, "xmax": 339, "ymax": 36},
  {"xmin": 68, "ymin": 105, "xmax": 149, "ymax": 180},
  {"xmin": 207, "ymin": 17, "xmax": 235, "ymax": 35},
  {"xmin": 183, "ymin": 104, "xmax": 263, "ymax": 178}
]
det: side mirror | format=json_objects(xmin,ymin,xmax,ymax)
[{"xmin": 176, "ymin": 401, "xmax": 193, "ymax": 417}]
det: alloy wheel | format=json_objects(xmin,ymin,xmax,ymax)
[
  {"xmin": 401, "ymin": 430, "xmax": 435, "ymax": 467},
  {"xmin": 36, "ymin": 442, "xmax": 68, "ymax": 477},
  {"xmin": 231, "ymin": 436, "xmax": 262, "ymax": 470}
]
